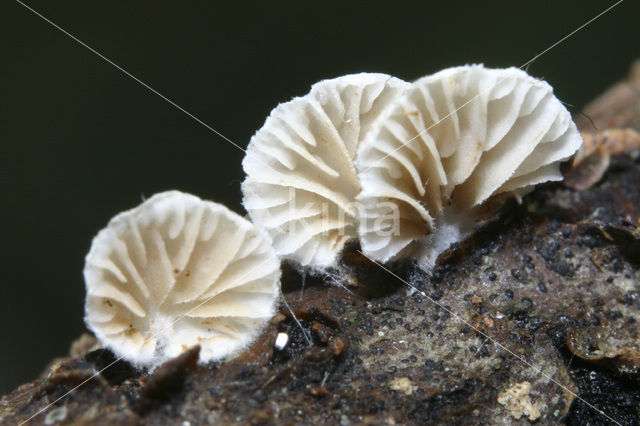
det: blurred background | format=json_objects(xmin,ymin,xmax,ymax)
[{"xmin": 1, "ymin": 0, "xmax": 638, "ymax": 394}]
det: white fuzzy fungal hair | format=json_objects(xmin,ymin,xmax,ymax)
[
  {"xmin": 84, "ymin": 191, "xmax": 281, "ymax": 368},
  {"xmin": 242, "ymin": 73, "xmax": 410, "ymax": 268},
  {"xmin": 356, "ymin": 65, "xmax": 582, "ymax": 268}
]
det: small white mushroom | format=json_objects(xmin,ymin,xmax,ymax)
[
  {"xmin": 84, "ymin": 190, "xmax": 281, "ymax": 368},
  {"xmin": 242, "ymin": 73, "xmax": 410, "ymax": 268},
  {"xmin": 356, "ymin": 65, "xmax": 582, "ymax": 267}
]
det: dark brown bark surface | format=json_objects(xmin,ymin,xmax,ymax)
[{"xmin": 3, "ymin": 61, "xmax": 640, "ymax": 425}]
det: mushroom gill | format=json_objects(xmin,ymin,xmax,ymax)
[
  {"xmin": 84, "ymin": 191, "xmax": 281, "ymax": 368},
  {"xmin": 356, "ymin": 65, "xmax": 582, "ymax": 268}
]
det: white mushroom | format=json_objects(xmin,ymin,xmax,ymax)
[
  {"xmin": 242, "ymin": 73, "xmax": 410, "ymax": 268},
  {"xmin": 356, "ymin": 65, "xmax": 582, "ymax": 268},
  {"xmin": 84, "ymin": 191, "xmax": 281, "ymax": 368}
]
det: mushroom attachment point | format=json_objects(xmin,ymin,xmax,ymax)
[
  {"xmin": 355, "ymin": 65, "xmax": 582, "ymax": 269},
  {"xmin": 242, "ymin": 73, "xmax": 411, "ymax": 268},
  {"xmin": 84, "ymin": 191, "xmax": 281, "ymax": 368}
]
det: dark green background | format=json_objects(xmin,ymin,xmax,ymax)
[{"xmin": 1, "ymin": 0, "xmax": 637, "ymax": 394}]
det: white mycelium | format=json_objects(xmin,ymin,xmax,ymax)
[
  {"xmin": 84, "ymin": 191, "xmax": 281, "ymax": 368},
  {"xmin": 356, "ymin": 65, "xmax": 582, "ymax": 268},
  {"xmin": 242, "ymin": 73, "xmax": 410, "ymax": 268}
]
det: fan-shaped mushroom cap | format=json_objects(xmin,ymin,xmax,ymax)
[
  {"xmin": 84, "ymin": 191, "xmax": 281, "ymax": 368},
  {"xmin": 242, "ymin": 73, "xmax": 410, "ymax": 268},
  {"xmin": 356, "ymin": 65, "xmax": 582, "ymax": 266}
]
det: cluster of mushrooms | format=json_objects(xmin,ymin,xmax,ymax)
[{"xmin": 85, "ymin": 65, "xmax": 582, "ymax": 367}]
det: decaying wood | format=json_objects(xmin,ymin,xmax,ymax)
[
  {"xmin": 2, "ymin": 61, "xmax": 640, "ymax": 425},
  {"xmin": 566, "ymin": 60, "xmax": 640, "ymax": 191}
]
